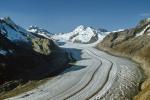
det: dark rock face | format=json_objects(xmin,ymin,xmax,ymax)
[{"xmin": 0, "ymin": 17, "xmax": 68, "ymax": 91}]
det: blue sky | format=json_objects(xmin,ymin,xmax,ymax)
[{"xmin": 0, "ymin": 0, "xmax": 149, "ymax": 33}]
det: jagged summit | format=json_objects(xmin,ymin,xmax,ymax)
[
  {"xmin": 73, "ymin": 25, "xmax": 107, "ymax": 33},
  {"xmin": 0, "ymin": 17, "xmax": 33, "ymax": 43},
  {"xmin": 73, "ymin": 25, "xmax": 96, "ymax": 33},
  {"xmin": 73, "ymin": 25, "xmax": 85, "ymax": 32},
  {"xmin": 0, "ymin": 17, "xmax": 18, "ymax": 31},
  {"xmin": 27, "ymin": 25, "xmax": 52, "ymax": 39},
  {"xmin": 28, "ymin": 26, "xmax": 51, "ymax": 34},
  {"xmin": 52, "ymin": 25, "xmax": 108, "ymax": 43}
]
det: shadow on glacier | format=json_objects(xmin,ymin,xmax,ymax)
[
  {"xmin": 27, "ymin": 47, "xmax": 88, "ymax": 79},
  {"xmin": 62, "ymin": 65, "xmax": 86, "ymax": 74},
  {"xmin": 16, "ymin": 47, "xmax": 87, "ymax": 81},
  {"xmin": 0, "ymin": 47, "xmax": 88, "ymax": 92},
  {"xmin": 64, "ymin": 47, "xmax": 90, "ymax": 61},
  {"xmin": 60, "ymin": 47, "xmax": 89, "ymax": 74},
  {"xmin": 57, "ymin": 41, "xmax": 66, "ymax": 46}
]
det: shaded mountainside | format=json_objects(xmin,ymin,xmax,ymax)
[
  {"xmin": 98, "ymin": 18, "xmax": 150, "ymax": 100},
  {"xmin": 0, "ymin": 17, "xmax": 69, "ymax": 92}
]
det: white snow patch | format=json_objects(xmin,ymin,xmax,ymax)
[
  {"xmin": 0, "ymin": 49, "xmax": 7, "ymax": 55},
  {"xmin": 136, "ymin": 24, "xmax": 150, "ymax": 37},
  {"xmin": 27, "ymin": 26, "xmax": 52, "ymax": 39},
  {"xmin": 112, "ymin": 29, "xmax": 125, "ymax": 33}
]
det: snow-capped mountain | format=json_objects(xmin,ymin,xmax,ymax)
[
  {"xmin": 27, "ymin": 26, "xmax": 52, "ymax": 39},
  {"xmin": 0, "ymin": 17, "xmax": 36, "ymax": 55},
  {"xmin": 52, "ymin": 25, "xmax": 108, "ymax": 43},
  {"xmin": 0, "ymin": 17, "xmax": 61, "ymax": 56},
  {"xmin": 0, "ymin": 17, "xmax": 68, "ymax": 89},
  {"xmin": 0, "ymin": 17, "xmax": 34, "ymax": 43}
]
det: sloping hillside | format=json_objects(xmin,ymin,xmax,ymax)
[
  {"xmin": 98, "ymin": 18, "xmax": 150, "ymax": 100},
  {"xmin": 0, "ymin": 17, "xmax": 68, "ymax": 94}
]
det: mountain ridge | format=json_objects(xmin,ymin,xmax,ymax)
[
  {"xmin": 97, "ymin": 18, "xmax": 150, "ymax": 100},
  {"xmin": 0, "ymin": 17, "xmax": 69, "ymax": 93},
  {"xmin": 52, "ymin": 25, "xmax": 108, "ymax": 43}
]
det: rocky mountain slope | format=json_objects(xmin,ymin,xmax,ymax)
[
  {"xmin": 27, "ymin": 26, "xmax": 52, "ymax": 39},
  {"xmin": 98, "ymin": 18, "xmax": 150, "ymax": 100},
  {"xmin": 52, "ymin": 25, "xmax": 108, "ymax": 43},
  {"xmin": 0, "ymin": 17, "xmax": 68, "ymax": 93}
]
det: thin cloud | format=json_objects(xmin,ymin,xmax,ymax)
[{"xmin": 140, "ymin": 13, "xmax": 150, "ymax": 17}]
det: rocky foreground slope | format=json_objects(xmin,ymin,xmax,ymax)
[
  {"xmin": 98, "ymin": 18, "xmax": 150, "ymax": 100},
  {"xmin": 0, "ymin": 17, "xmax": 68, "ymax": 94}
]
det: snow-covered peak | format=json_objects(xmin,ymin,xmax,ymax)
[
  {"xmin": 73, "ymin": 25, "xmax": 85, "ymax": 32},
  {"xmin": 52, "ymin": 25, "xmax": 108, "ymax": 44},
  {"xmin": 0, "ymin": 17, "xmax": 33, "ymax": 42},
  {"xmin": 71, "ymin": 26, "xmax": 97, "ymax": 43},
  {"xmin": 28, "ymin": 26, "xmax": 50, "ymax": 34},
  {"xmin": 0, "ymin": 17, "xmax": 18, "ymax": 31},
  {"xmin": 1, "ymin": 17, "xmax": 15, "ymax": 25},
  {"xmin": 28, "ymin": 26, "xmax": 52, "ymax": 39},
  {"xmin": 86, "ymin": 27, "xmax": 95, "ymax": 33},
  {"xmin": 73, "ymin": 25, "xmax": 97, "ymax": 33}
]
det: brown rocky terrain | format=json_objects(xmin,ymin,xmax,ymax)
[{"xmin": 97, "ymin": 18, "xmax": 150, "ymax": 100}]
